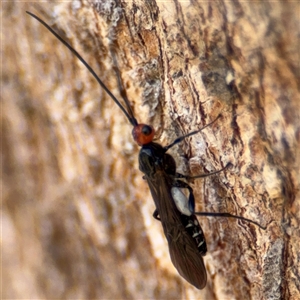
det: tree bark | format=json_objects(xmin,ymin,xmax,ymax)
[{"xmin": 3, "ymin": 1, "xmax": 299, "ymax": 299}]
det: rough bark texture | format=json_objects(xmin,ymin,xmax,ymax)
[{"xmin": 3, "ymin": 1, "xmax": 299, "ymax": 299}]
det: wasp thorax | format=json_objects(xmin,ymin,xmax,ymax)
[{"xmin": 132, "ymin": 124, "xmax": 155, "ymax": 146}]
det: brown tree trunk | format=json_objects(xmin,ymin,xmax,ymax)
[{"xmin": 3, "ymin": 1, "xmax": 299, "ymax": 299}]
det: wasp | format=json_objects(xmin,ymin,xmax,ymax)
[{"xmin": 26, "ymin": 11, "xmax": 265, "ymax": 289}]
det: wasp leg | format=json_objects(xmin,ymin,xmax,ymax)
[
  {"xmin": 175, "ymin": 163, "xmax": 231, "ymax": 180},
  {"xmin": 173, "ymin": 164, "xmax": 231, "ymax": 213},
  {"xmin": 163, "ymin": 115, "xmax": 221, "ymax": 151}
]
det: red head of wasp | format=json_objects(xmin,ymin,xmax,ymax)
[{"xmin": 26, "ymin": 11, "xmax": 266, "ymax": 290}]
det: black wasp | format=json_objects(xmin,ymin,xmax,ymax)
[{"xmin": 27, "ymin": 11, "xmax": 265, "ymax": 289}]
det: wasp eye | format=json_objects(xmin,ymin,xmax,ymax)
[
  {"xmin": 142, "ymin": 125, "xmax": 153, "ymax": 136},
  {"xmin": 132, "ymin": 124, "xmax": 155, "ymax": 146}
]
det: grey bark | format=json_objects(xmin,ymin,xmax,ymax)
[{"xmin": 3, "ymin": 1, "xmax": 299, "ymax": 299}]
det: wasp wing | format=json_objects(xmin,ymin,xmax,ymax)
[
  {"xmin": 146, "ymin": 171, "xmax": 207, "ymax": 289},
  {"xmin": 167, "ymin": 225, "xmax": 207, "ymax": 289}
]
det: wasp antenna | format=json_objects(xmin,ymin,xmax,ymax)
[
  {"xmin": 110, "ymin": 48, "xmax": 138, "ymax": 126},
  {"xmin": 26, "ymin": 11, "xmax": 137, "ymax": 127}
]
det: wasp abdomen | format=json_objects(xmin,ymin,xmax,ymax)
[{"xmin": 182, "ymin": 215, "xmax": 207, "ymax": 256}]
